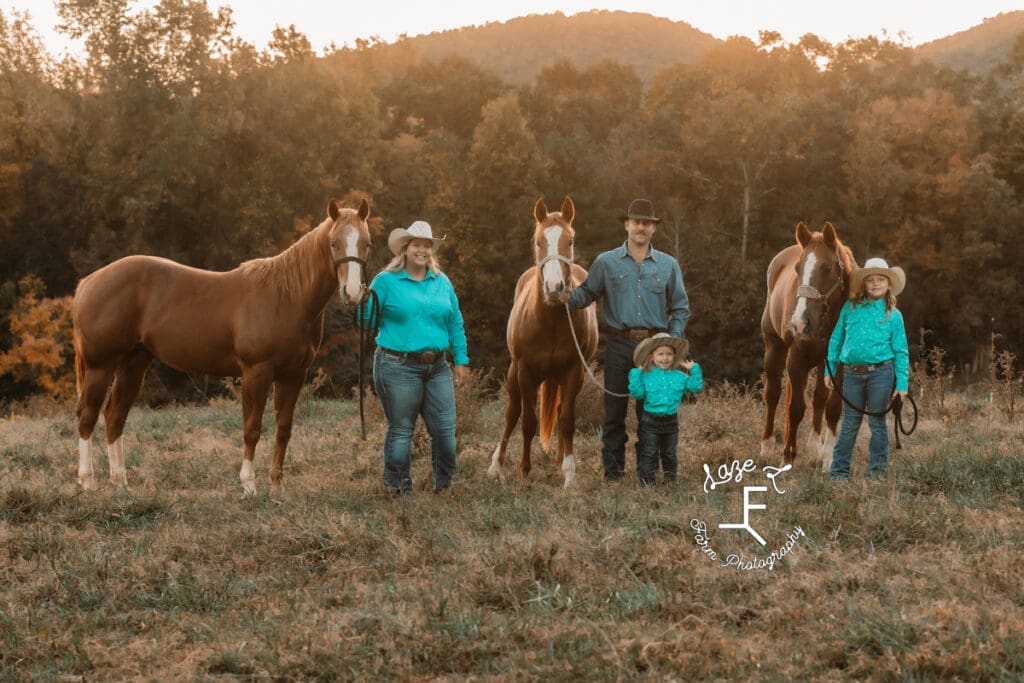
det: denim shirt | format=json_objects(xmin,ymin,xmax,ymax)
[
  {"xmin": 359, "ymin": 268, "xmax": 470, "ymax": 366},
  {"xmin": 628, "ymin": 363, "xmax": 704, "ymax": 415},
  {"xmin": 567, "ymin": 242, "xmax": 690, "ymax": 338},
  {"xmin": 827, "ymin": 298, "xmax": 909, "ymax": 391}
]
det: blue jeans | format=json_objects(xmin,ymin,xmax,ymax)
[
  {"xmin": 830, "ymin": 363, "xmax": 894, "ymax": 480},
  {"xmin": 602, "ymin": 333, "xmax": 645, "ymax": 480},
  {"xmin": 638, "ymin": 411, "xmax": 679, "ymax": 485},
  {"xmin": 373, "ymin": 348, "xmax": 457, "ymax": 492}
]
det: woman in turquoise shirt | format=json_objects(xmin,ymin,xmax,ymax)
[
  {"xmin": 824, "ymin": 257, "xmax": 910, "ymax": 480},
  {"xmin": 362, "ymin": 221, "xmax": 469, "ymax": 494},
  {"xmin": 627, "ymin": 333, "xmax": 703, "ymax": 486}
]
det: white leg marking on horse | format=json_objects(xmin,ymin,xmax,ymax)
[
  {"xmin": 821, "ymin": 426, "xmax": 837, "ymax": 473},
  {"xmin": 342, "ymin": 229, "xmax": 362, "ymax": 302},
  {"xmin": 805, "ymin": 428, "xmax": 823, "ymax": 456},
  {"xmin": 791, "ymin": 252, "xmax": 816, "ymax": 329},
  {"xmin": 760, "ymin": 437, "xmax": 774, "ymax": 459},
  {"xmin": 108, "ymin": 438, "xmax": 127, "ymax": 486},
  {"xmin": 541, "ymin": 226, "xmax": 564, "ymax": 293},
  {"xmin": 78, "ymin": 437, "xmax": 97, "ymax": 490},
  {"xmin": 487, "ymin": 444, "xmax": 502, "ymax": 478},
  {"xmin": 240, "ymin": 459, "xmax": 256, "ymax": 495},
  {"xmin": 562, "ymin": 454, "xmax": 576, "ymax": 488}
]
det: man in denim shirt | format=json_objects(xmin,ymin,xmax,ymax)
[{"xmin": 561, "ymin": 199, "xmax": 690, "ymax": 481}]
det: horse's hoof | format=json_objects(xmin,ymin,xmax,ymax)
[
  {"xmin": 486, "ymin": 463, "xmax": 500, "ymax": 478},
  {"xmin": 759, "ymin": 439, "xmax": 774, "ymax": 459},
  {"xmin": 109, "ymin": 475, "xmax": 128, "ymax": 487},
  {"xmin": 79, "ymin": 475, "xmax": 98, "ymax": 491},
  {"xmin": 270, "ymin": 481, "xmax": 284, "ymax": 495},
  {"xmin": 241, "ymin": 481, "xmax": 257, "ymax": 496}
]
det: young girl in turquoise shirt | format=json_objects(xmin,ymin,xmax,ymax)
[{"xmin": 824, "ymin": 258, "xmax": 910, "ymax": 480}]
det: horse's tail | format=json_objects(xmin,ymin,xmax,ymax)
[{"xmin": 538, "ymin": 379, "xmax": 560, "ymax": 451}]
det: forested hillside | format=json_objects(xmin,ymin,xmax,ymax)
[
  {"xmin": 2, "ymin": 2, "xmax": 1024, "ymax": 403},
  {"xmin": 917, "ymin": 11, "xmax": 1024, "ymax": 73}
]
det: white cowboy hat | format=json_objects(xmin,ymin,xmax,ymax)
[
  {"xmin": 387, "ymin": 220, "xmax": 447, "ymax": 256},
  {"xmin": 632, "ymin": 333, "xmax": 689, "ymax": 367},
  {"xmin": 850, "ymin": 257, "xmax": 906, "ymax": 297}
]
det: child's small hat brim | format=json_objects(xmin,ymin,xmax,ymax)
[{"xmin": 633, "ymin": 333, "xmax": 689, "ymax": 367}]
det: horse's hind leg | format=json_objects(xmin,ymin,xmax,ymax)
[
  {"xmin": 761, "ymin": 335, "xmax": 786, "ymax": 458},
  {"xmin": 239, "ymin": 364, "xmax": 273, "ymax": 495},
  {"xmin": 76, "ymin": 365, "xmax": 115, "ymax": 490},
  {"xmin": 822, "ymin": 365, "xmax": 844, "ymax": 473},
  {"xmin": 489, "ymin": 361, "xmax": 522, "ymax": 478},
  {"xmin": 269, "ymin": 373, "xmax": 304, "ymax": 494},
  {"xmin": 103, "ymin": 346, "xmax": 152, "ymax": 487}
]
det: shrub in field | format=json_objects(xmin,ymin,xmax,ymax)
[
  {"xmin": 989, "ymin": 334, "xmax": 1020, "ymax": 423},
  {"xmin": 912, "ymin": 328, "xmax": 954, "ymax": 412},
  {"xmin": 0, "ymin": 276, "xmax": 74, "ymax": 399}
]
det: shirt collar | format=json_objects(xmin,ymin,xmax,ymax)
[
  {"xmin": 615, "ymin": 241, "xmax": 656, "ymax": 261},
  {"xmin": 399, "ymin": 268, "xmax": 437, "ymax": 281}
]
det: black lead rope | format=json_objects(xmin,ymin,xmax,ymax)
[
  {"xmin": 353, "ymin": 289, "xmax": 380, "ymax": 440},
  {"xmin": 336, "ymin": 256, "xmax": 380, "ymax": 440},
  {"xmin": 824, "ymin": 359, "xmax": 918, "ymax": 449}
]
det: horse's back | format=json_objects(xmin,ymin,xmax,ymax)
[
  {"xmin": 74, "ymin": 255, "xmax": 243, "ymax": 374},
  {"xmin": 762, "ymin": 245, "xmax": 800, "ymax": 341}
]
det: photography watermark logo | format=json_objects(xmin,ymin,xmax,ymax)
[{"xmin": 690, "ymin": 458, "xmax": 806, "ymax": 571}]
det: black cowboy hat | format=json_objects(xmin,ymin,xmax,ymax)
[{"xmin": 617, "ymin": 198, "xmax": 663, "ymax": 223}]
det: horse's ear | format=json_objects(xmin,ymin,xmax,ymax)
[
  {"xmin": 534, "ymin": 197, "xmax": 548, "ymax": 223},
  {"xmin": 560, "ymin": 196, "xmax": 575, "ymax": 224},
  {"xmin": 795, "ymin": 222, "xmax": 812, "ymax": 247},
  {"xmin": 328, "ymin": 198, "xmax": 341, "ymax": 221},
  {"xmin": 357, "ymin": 198, "xmax": 370, "ymax": 221},
  {"xmin": 822, "ymin": 221, "xmax": 837, "ymax": 248}
]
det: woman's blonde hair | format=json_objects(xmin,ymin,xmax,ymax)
[{"xmin": 384, "ymin": 244, "xmax": 443, "ymax": 274}]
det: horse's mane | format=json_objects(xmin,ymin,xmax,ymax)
[
  {"xmin": 238, "ymin": 217, "xmax": 331, "ymax": 298},
  {"xmin": 835, "ymin": 238, "xmax": 856, "ymax": 291}
]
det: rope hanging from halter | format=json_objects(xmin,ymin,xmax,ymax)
[
  {"xmin": 824, "ymin": 358, "xmax": 918, "ymax": 449},
  {"xmin": 337, "ymin": 254, "xmax": 379, "ymax": 441}
]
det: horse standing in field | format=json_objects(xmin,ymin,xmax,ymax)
[
  {"xmin": 761, "ymin": 222, "xmax": 856, "ymax": 469},
  {"xmin": 488, "ymin": 197, "xmax": 598, "ymax": 487},
  {"xmin": 73, "ymin": 198, "xmax": 372, "ymax": 494}
]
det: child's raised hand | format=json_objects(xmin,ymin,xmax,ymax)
[{"xmin": 678, "ymin": 358, "xmax": 695, "ymax": 371}]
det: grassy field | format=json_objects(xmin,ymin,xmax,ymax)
[{"xmin": 1, "ymin": 376, "xmax": 1023, "ymax": 680}]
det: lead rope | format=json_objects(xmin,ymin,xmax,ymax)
[
  {"xmin": 353, "ymin": 289, "xmax": 380, "ymax": 440},
  {"xmin": 563, "ymin": 300, "xmax": 631, "ymax": 398},
  {"xmin": 824, "ymin": 358, "xmax": 918, "ymax": 448}
]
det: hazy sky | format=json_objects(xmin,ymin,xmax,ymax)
[{"xmin": 11, "ymin": 0, "xmax": 1024, "ymax": 56}]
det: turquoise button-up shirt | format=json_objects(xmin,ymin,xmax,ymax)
[
  {"xmin": 360, "ymin": 268, "xmax": 469, "ymax": 366},
  {"xmin": 627, "ymin": 363, "xmax": 704, "ymax": 415},
  {"xmin": 827, "ymin": 298, "xmax": 909, "ymax": 391},
  {"xmin": 567, "ymin": 242, "xmax": 690, "ymax": 338}
]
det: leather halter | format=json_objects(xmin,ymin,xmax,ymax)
[
  {"xmin": 796, "ymin": 255, "xmax": 845, "ymax": 312},
  {"xmin": 333, "ymin": 255, "xmax": 368, "ymax": 284},
  {"xmin": 536, "ymin": 253, "xmax": 574, "ymax": 292}
]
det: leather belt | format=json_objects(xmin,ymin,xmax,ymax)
[
  {"xmin": 380, "ymin": 347, "xmax": 443, "ymax": 364},
  {"xmin": 605, "ymin": 326, "xmax": 666, "ymax": 342},
  {"xmin": 844, "ymin": 359, "xmax": 893, "ymax": 375}
]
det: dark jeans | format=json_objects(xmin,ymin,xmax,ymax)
[
  {"xmin": 372, "ymin": 347, "xmax": 457, "ymax": 492},
  {"xmin": 602, "ymin": 332, "xmax": 644, "ymax": 480},
  {"xmin": 830, "ymin": 362, "xmax": 894, "ymax": 480},
  {"xmin": 638, "ymin": 411, "xmax": 679, "ymax": 485}
]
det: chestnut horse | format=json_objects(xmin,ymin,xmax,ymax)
[
  {"xmin": 761, "ymin": 222, "xmax": 855, "ymax": 469},
  {"xmin": 487, "ymin": 197, "xmax": 598, "ymax": 487},
  {"xmin": 73, "ymin": 198, "xmax": 371, "ymax": 494}
]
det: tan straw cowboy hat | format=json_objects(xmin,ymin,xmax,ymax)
[
  {"xmin": 387, "ymin": 220, "xmax": 447, "ymax": 256},
  {"xmin": 617, "ymin": 198, "xmax": 663, "ymax": 223},
  {"xmin": 850, "ymin": 257, "xmax": 906, "ymax": 297},
  {"xmin": 632, "ymin": 333, "xmax": 689, "ymax": 367}
]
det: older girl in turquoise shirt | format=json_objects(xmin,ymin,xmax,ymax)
[{"xmin": 824, "ymin": 258, "xmax": 909, "ymax": 480}]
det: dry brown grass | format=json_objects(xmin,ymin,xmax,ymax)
[{"xmin": 1, "ymin": 385, "xmax": 1023, "ymax": 679}]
